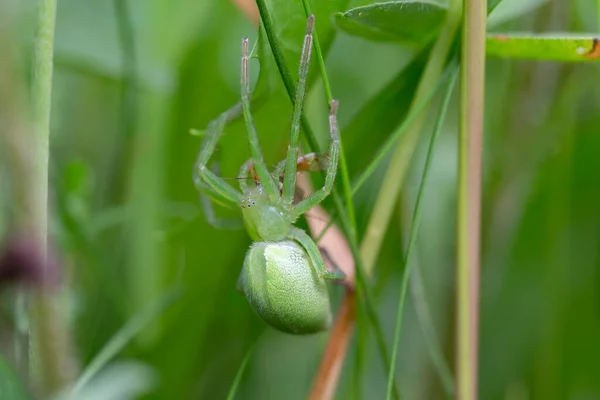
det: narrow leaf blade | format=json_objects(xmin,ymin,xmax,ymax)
[{"xmin": 486, "ymin": 34, "xmax": 600, "ymax": 62}]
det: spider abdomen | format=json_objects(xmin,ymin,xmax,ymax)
[{"xmin": 239, "ymin": 241, "xmax": 331, "ymax": 334}]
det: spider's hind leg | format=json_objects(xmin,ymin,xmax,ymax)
[
  {"xmin": 318, "ymin": 247, "xmax": 346, "ymax": 281},
  {"xmin": 289, "ymin": 226, "xmax": 346, "ymax": 282}
]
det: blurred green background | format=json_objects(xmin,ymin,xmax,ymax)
[{"xmin": 1, "ymin": 0, "xmax": 600, "ymax": 399}]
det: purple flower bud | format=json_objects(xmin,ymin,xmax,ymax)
[{"xmin": 0, "ymin": 233, "xmax": 59, "ymax": 289}]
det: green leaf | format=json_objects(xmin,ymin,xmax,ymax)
[
  {"xmin": 486, "ymin": 34, "xmax": 600, "ymax": 62},
  {"xmin": 0, "ymin": 356, "xmax": 30, "ymax": 400},
  {"xmin": 487, "ymin": 0, "xmax": 549, "ymax": 27},
  {"xmin": 70, "ymin": 287, "xmax": 181, "ymax": 397},
  {"xmin": 55, "ymin": 361, "xmax": 156, "ymax": 400},
  {"xmin": 225, "ymin": 338, "xmax": 260, "ymax": 400},
  {"xmin": 385, "ymin": 66, "xmax": 459, "ymax": 400},
  {"xmin": 343, "ymin": 51, "xmax": 428, "ymax": 178},
  {"xmin": 335, "ymin": 0, "xmax": 550, "ymax": 45},
  {"xmin": 487, "ymin": 0, "xmax": 504, "ymax": 13},
  {"xmin": 334, "ymin": 1, "xmax": 447, "ymax": 46}
]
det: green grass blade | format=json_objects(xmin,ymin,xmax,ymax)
[
  {"xmin": 486, "ymin": 34, "xmax": 600, "ymax": 62},
  {"xmin": 331, "ymin": 195, "xmax": 401, "ymax": 400},
  {"xmin": 410, "ymin": 267, "xmax": 455, "ymax": 396},
  {"xmin": 255, "ymin": 3, "xmax": 398, "ymax": 397},
  {"xmin": 351, "ymin": 66, "xmax": 452, "ymax": 196},
  {"xmin": 0, "ymin": 355, "xmax": 29, "ymax": 400},
  {"xmin": 225, "ymin": 336, "xmax": 261, "ymax": 400},
  {"xmin": 386, "ymin": 66, "xmax": 458, "ymax": 400},
  {"xmin": 70, "ymin": 287, "xmax": 181, "ymax": 396}
]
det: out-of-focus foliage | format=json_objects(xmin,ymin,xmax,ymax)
[
  {"xmin": 335, "ymin": 1, "xmax": 447, "ymax": 46},
  {"xmin": 0, "ymin": 0, "xmax": 599, "ymax": 399}
]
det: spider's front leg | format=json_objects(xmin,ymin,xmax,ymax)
[
  {"xmin": 193, "ymin": 103, "xmax": 244, "ymax": 222},
  {"xmin": 240, "ymin": 38, "xmax": 280, "ymax": 202},
  {"xmin": 291, "ymin": 100, "xmax": 341, "ymax": 220},
  {"xmin": 289, "ymin": 226, "xmax": 346, "ymax": 281}
]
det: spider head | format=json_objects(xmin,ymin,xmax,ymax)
[{"xmin": 240, "ymin": 186, "xmax": 289, "ymax": 241}]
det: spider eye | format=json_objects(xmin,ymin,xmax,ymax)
[{"xmin": 241, "ymin": 197, "xmax": 254, "ymax": 208}]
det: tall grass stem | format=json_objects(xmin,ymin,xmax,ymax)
[
  {"xmin": 29, "ymin": 0, "xmax": 74, "ymax": 395},
  {"xmin": 457, "ymin": 0, "xmax": 486, "ymax": 398}
]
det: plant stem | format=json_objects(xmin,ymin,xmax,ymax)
[
  {"xmin": 308, "ymin": 291, "xmax": 356, "ymax": 400},
  {"xmin": 298, "ymin": 1, "xmax": 390, "ymax": 397},
  {"xmin": 597, "ymin": 0, "xmax": 600, "ymax": 31},
  {"xmin": 331, "ymin": 195, "xmax": 401, "ymax": 400},
  {"xmin": 71, "ymin": 287, "xmax": 180, "ymax": 396},
  {"xmin": 31, "ymin": 0, "xmax": 56, "ymax": 249},
  {"xmin": 253, "ymin": 3, "xmax": 397, "ymax": 397},
  {"xmin": 30, "ymin": 0, "xmax": 73, "ymax": 394},
  {"xmin": 297, "ymin": 2, "xmax": 400, "ymax": 398},
  {"xmin": 457, "ymin": 0, "xmax": 486, "ymax": 398},
  {"xmin": 255, "ymin": 2, "xmax": 396, "ymax": 396},
  {"xmin": 386, "ymin": 67, "xmax": 458, "ymax": 400},
  {"xmin": 359, "ymin": 0, "xmax": 463, "ymax": 275},
  {"xmin": 109, "ymin": 0, "xmax": 139, "ymax": 199}
]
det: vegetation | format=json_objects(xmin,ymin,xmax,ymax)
[{"xmin": 0, "ymin": 0, "xmax": 599, "ymax": 399}]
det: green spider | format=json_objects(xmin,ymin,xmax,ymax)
[{"xmin": 192, "ymin": 15, "xmax": 345, "ymax": 334}]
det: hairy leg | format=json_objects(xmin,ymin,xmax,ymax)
[
  {"xmin": 289, "ymin": 226, "xmax": 345, "ymax": 281},
  {"xmin": 292, "ymin": 100, "xmax": 340, "ymax": 219},
  {"xmin": 281, "ymin": 16, "xmax": 314, "ymax": 210}
]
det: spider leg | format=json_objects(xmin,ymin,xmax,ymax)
[
  {"xmin": 281, "ymin": 15, "xmax": 314, "ymax": 210},
  {"xmin": 289, "ymin": 226, "xmax": 345, "ymax": 281},
  {"xmin": 291, "ymin": 100, "xmax": 340, "ymax": 220},
  {"xmin": 296, "ymin": 152, "xmax": 329, "ymax": 173},
  {"xmin": 193, "ymin": 103, "xmax": 244, "ymax": 204},
  {"xmin": 238, "ymin": 158, "xmax": 260, "ymax": 193},
  {"xmin": 240, "ymin": 38, "xmax": 280, "ymax": 201},
  {"xmin": 194, "ymin": 157, "xmax": 244, "ymax": 230},
  {"xmin": 199, "ymin": 190, "xmax": 244, "ymax": 230},
  {"xmin": 274, "ymin": 152, "xmax": 328, "ymax": 181},
  {"xmin": 318, "ymin": 247, "xmax": 347, "ymax": 281}
]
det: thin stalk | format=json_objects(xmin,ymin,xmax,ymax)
[
  {"xmin": 30, "ymin": 0, "xmax": 74, "ymax": 395},
  {"xmin": 254, "ymin": 3, "xmax": 397, "ymax": 397},
  {"xmin": 330, "ymin": 195, "xmax": 401, "ymax": 400},
  {"xmin": 359, "ymin": 0, "xmax": 463, "ymax": 276},
  {"xmin": 256, "ymin": 1, "xmax": 396, "ymax": 395},
  {"xmin": 308, "ymin": 291, "xmax": 356, "ymax": 400},
  {"xmin": 457, "ymin": 0, "xmax": 486, "ymax": 398},
  {"xmin": 31, "ymin": 0, "xmax": 56, "ymax": 262},
  {"xmin": 386, "ymin": 67, "xmax": 458, "ymax": 400},
  {"xmin": 350, "ymin": 67, "xmax": 453, "ymax": 197},
  {"xmin": 313, "ymin": 68, "xmax": 452, "ymax": 245},
  {"xmin": 226, "ymin": 334, "xmax": 262, "ymax": 400},
  {"xmin": 297, "ymin": 1, "xmax": 396, "ymax": 398},
  {"xmin": 71, "ymin": 287, "xmax": 180, "ymax": 396},
  {"xmin": 110, "ymin": 0, "xmax": 139, "ymax": 198}
]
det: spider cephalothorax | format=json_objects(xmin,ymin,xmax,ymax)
[
  {"xmin": 240, "ymin": 186, "xmax": 289, "ymax": 242},
  {"xmin": 193, "ymin": 15, "xmax": 344, "ymax": 334}
]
